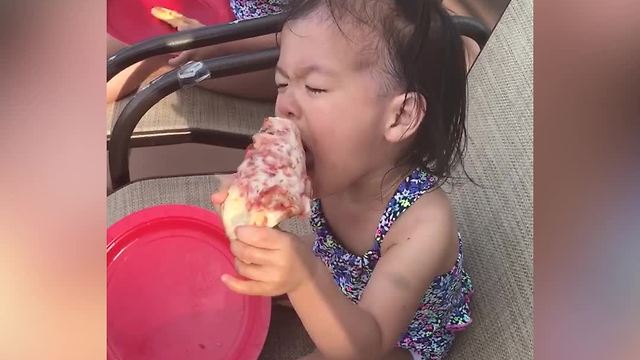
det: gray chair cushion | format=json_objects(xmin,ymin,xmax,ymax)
[
  {"xmin": 107, "ymin": 87, "xmax": 274, "ymax": 138},
  {"xmin": 107, "ymin": 174, "xmax": 313, "ymax": 237},
  {"xmin": 446, "ymin": 0, "xmax": 533, "ymax": 359},
  {"xmin": 107, "ymin": 174, "xmax": 221, "ymax": 226}
]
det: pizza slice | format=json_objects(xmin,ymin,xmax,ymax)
[
  {"xmin": 150, "ymin": 6, "xmax": 197, "ymax": 29},
  {"xmin": 219, "ymin": 117, "xmax": 312, "ymax": 240}
]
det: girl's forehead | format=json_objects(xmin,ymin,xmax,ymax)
[{"xmin": 280, "ymin": 16, "xmax": 377, "ymax": 73}]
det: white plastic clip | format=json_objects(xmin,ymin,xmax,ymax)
[{"xmin": 177, "ymin": 61, "xmax": 212, "ymax": 87}]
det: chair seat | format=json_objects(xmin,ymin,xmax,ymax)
[{"xmin": 106, "ymin": 87, "xmax": 275, "ymax": 143}]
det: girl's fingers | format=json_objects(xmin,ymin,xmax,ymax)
[
  {"xmin": 176, "ymin": 18, "xmax": 204, "ymax": 31},
  {"xmin": 211, "ymin": 173, "xmax": 235, "ymax": 211},
  {"xmin": 235, "ymin": 226, "xmax": 287, "ymax": 250},
  {"xmin": 221, "ymin": 274, "xmax": 272, "ymax": 296},
  {"xmin": 167, "ymin": 51, "xmax": 191, "ymax": 66},
  {"xmin": 230, "ymin": 240, "xmax": 275, "ymax": 265},
  {"xmin": 233, "ymin": 258, "xmax": 275, "ymax": 282},
  {"xmin": 211, "ymin": 191, "xmax": 228, "ymax": 205}
]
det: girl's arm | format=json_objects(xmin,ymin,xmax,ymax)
[
  {"xmin": 107, "ymin": 34, "xmax": 175, "ymax": 103},
  {"xmin": 288, "ymin": 193, "xmax": 458, "ymax": 359}
]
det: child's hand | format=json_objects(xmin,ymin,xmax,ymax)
[
  {"xmin": 175, "ymin": 17, "xmax": 204, "ymax": 31},
  {"xmin": 168, "ymin": 46, "xmax": 218, "ymax": 67},
  {"xmin": 221, "ymin": 226, "xmax": 318, "ymax": 297},
  {"xmin": 166, "ymin": 19, "xmax": 214, "ymax": 67},
  {"xmin": 210, "ymin": 173, "xmax": 235, "ymax": 213}
]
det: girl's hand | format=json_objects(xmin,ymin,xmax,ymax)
[
  {"xmin": 210, "ymin": 173, "xmax": 235, "ymax": 213},
  {"xmin": 167, "ymin": 18, "xmax": 213, "ymax": 67},
  {"xmin": 221, "ymin": 226, "xmax": 319, "ymax": 297},
  {"xmin": 175, "ymin": 17, "xmax": 204, "ymax": 31},
  {"xmin": 168, "ymin": 45, "xmax": 219, "ymax": 67}
]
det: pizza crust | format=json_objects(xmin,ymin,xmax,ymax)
[
  {"xmin": 220, "ymin": 186, "xmax": 290, "ymax": 239},
  {"xmin": 150, "ymin": 6, "xmax": 191, "ymax": 28}
]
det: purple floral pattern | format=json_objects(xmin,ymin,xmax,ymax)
[
  {"xmin": 230, "ymin": 0, "xmax": 288, "ymax": 20},
  {"xmin": 311, "ymin": 168, "xmax": 473, "ymax": 359}
]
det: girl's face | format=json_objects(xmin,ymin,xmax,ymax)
[{"xmin": 275, "ymin": 12, "xmax": 400, "ymax": 198}]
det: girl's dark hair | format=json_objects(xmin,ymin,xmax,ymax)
[{"xmin": 283, "ymin": 0, "xmax": 469, "ymax": 183}]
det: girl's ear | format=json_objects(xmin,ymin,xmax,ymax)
[{"xmin": 384, "ymin": 92, "xmax": 427, "ymax": 143}]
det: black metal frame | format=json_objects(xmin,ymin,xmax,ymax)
[
  {"xmin": 108, "ymin": 48, "xmax": 279, "ymax": 191},
  {"xmin": 452, "ymin": 15, "xmax": 491, "ymax": 49},
  {"xmin": 107, "ymin": 13, "xmax": 287, "ymax": 81},
  {"xmin": 107, "ymin": 14, "xmax": 490, "ymax": 191}
]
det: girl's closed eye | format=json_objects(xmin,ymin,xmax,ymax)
[
  {"xmin": 305, "ymin": 85, "xmax": 327, "ymax": 94},
  {"xmin": 276, "ymin": 83, "xmax": 288, "ymax": 91}
]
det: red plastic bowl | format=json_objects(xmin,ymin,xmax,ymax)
[
  {"xmin": 107, "ymin": 0, "xmax": 235, "ymax": 45},
  {"xmin": 107, "ymin": 204, "xmax": 271, "ymax": 360}
]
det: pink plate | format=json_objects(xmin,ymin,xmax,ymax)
[
  {"xmin": 107, "ymin": 204, "xmax": 271, "ymax": 360},
  {"xmin": 107, "ymin": 0, "xmax": 235, "ymax": 44}
]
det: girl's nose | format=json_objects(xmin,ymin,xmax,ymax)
[{"xmin": 275, "ymin": 87, "xmax": 301, "ymax": 121}]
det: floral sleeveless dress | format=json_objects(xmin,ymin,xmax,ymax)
[{"xmin": 311, "ymin": 168, "xmax": 473, "ymax": 359}]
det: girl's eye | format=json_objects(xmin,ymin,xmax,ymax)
[
  {"xmin": 305, "ymin": 85, "xmax": 326, "ymax": 94},
  {"xmin": 276, "ymin": 83, "xmax": 288, "ymax": 90}
]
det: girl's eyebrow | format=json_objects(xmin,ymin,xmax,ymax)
[{"xmin": 276, "ymin": 64, "xmax": 337, "ymax": 79}]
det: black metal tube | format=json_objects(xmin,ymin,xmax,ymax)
[
  {"xmin": 108, "ymin": 14, "xmax": 488, "ymax": 81},
  {"xmin": 108, "ymin": 73, "xmax": 180, "ymax": 190},
  {"xmin": 108, "ymin": 48, "xmax": 280, "ymax": 190},
  {"xmin": 107, "ymin": 13, "xmax": 286, "ymax": 81},
  {"xmin": 452, "ymin": 15, "xmax": 491, "ymax": 48},
  {"xmin": 198, "ymin": 47, "xmax": 280, "ymax": 78}
]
